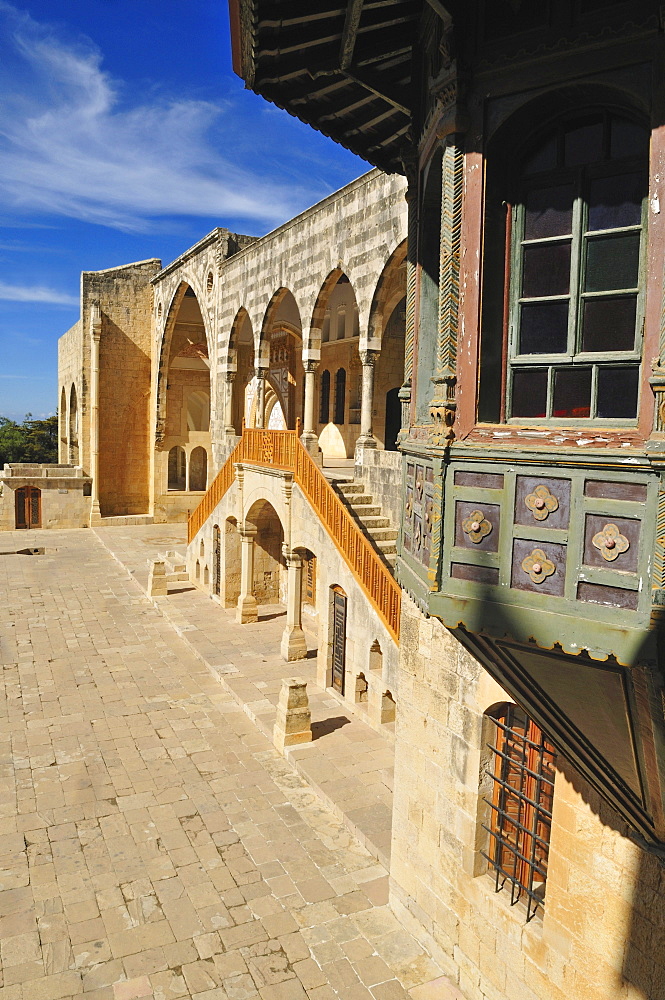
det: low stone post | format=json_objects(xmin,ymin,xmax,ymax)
[
  {"xmin": 147, "ymin": 559, "xmax": 168, "ymax": 597},
  {"xmin": 273, "ymin": 677, "xmax": 312, "ymax": 751},
  {"xmin": 236, "ymin": 526, "xmax": 258, "ymax": 623},
  {"xmin": 280, "ymin": 548, "xmax": 308, "ymax": 661}
]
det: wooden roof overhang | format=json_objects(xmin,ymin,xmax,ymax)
[{"xmin": 229, "ymin": 0, "xmax": 428, "ymax": 174}]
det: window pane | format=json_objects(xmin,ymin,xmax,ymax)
[
  {"xmin": 511, "ymin": 369, "xmax": 548, "ymax": 417},
  {"xmin": 524, "ymin": 185, "xmax": 573, "ymax": 240},
  {"xmin": 588, "ymin": 173, "xmax": 644, "ymax": 230},
  {"xmin": 553, "ymin": 367, "xmax": 591, "ymax": 418},
  {"xmin": 584, "ymin": 233, "xmax": 640, "ymax": 292},
  {"xmin": 522, "ymin": 242, "xmax": 571, "ymax": 297},
  {"xmin": 610, "ymin": 119, "xmax": 649, "ymax": 161},
  {"xmin": 519, "ymin": 301, "xmax": 569, "ymax": 354},
  {"xmin": 523, "ymin": 135, "xmax": 557, "ymax": 175},
  {"xmin": 564, "ymin": 120, "xmax": 603, "ymax": 166},
  {"xmin": 596, "ymin": 366, "xmax": 639, "ymax": 419},
  {"xmin": 582, "ymin": 296, "xmax": 637, "ymax": 352}
]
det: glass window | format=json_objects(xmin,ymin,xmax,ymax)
[{"xmin": 508, "ymin": 113, "xmax": 647, "ymax": 422}]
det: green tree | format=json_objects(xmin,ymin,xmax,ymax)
[{"xmin": 0, "ymin": 414, "xmax": 59, "ymax": 466}]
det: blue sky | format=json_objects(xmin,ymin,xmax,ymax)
[{"xmin": 0, "ymin": 0, "xmax": 367, "ymax": 420}]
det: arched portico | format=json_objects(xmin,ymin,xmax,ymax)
[
  {"xmin": 155, "ymin": 282, "xmax": 211, "ymax": 521},
  {"xmin": 313, "ymin": 271, "xmax": 362, "ymax": 459}
]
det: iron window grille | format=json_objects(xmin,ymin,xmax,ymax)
[
  {"xmin": 482, "ymin": 704, "xmax": 557, "ymax": 921},
  {"xmin": 507, "ymin": 113, "xmax": 648, "ymax": 423}
]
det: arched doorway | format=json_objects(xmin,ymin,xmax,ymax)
[
  {"xmin": 259, "ymin": 288, "xmax": 304, "ymax": 430},
  {"xmin": 68, "ymin": 384, "xmax": 79, "ymax": 464},
  {"xmin": 315, "ymin": 273, "xmax": 361, "ymax": 459},
  {"xmin": 15, "ymin": 486, "xmax": 41, "ymax": 529},
  {"xmin": 158, "ymin": 283, "xmax": 211, "ymax": 516},
  {"xmin": 59, "ymin": 387, "xmax": 67, "ymax": 463},
  {"xmin": 230, "ymin": 308, "xmax": 254, "ymax": 434},
  {"xmin": 384, "ymin": 387, "xmax": 401, "ymax": 450},
  {"xmin": 246, "ymin": 499, "xmax": 285, "ymax": 604}
]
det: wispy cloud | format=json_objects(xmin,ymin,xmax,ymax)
[
  {"xmin": 0, "ymin": 281, "xmax": 78, "ymax": 305},
  {"xmin": 0, "ymin": 374, "xmax": 50, "ymax": 379},
  {"xmin": 0, "ymin": 3, "xmax": 313, "ymax": 232}
]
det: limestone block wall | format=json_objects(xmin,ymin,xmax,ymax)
[
  {"xmin": 354, "ymin": 448, "xmax": 402, "ymax": 526},
  {"xmin": 83, "ymin": 260, "xmax": 161, "ymax": 516},
  {"xmin": 57, "ymin": 321, "xmax": 83, "ymax": 465},
  {"xmin": 390, "ymin": 595, "xmax": 665, "ymax": 1000},
  {"xmin": 0, "ymin": 469, "xmax": 92, "ymax": 531},
  {"xmin": 188, "ymin": 467, "xmax": 399, "ymax": 734}
]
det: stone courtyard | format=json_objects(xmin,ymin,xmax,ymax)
[{"xmin": 0, "ymin": 527, "xmax": 449, "ymax": 1000}]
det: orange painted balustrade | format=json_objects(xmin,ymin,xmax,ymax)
[{"xmin": 188, "ymin": 427, "xmax": 401, "ymax": 641}]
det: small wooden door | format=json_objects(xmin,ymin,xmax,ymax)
[
  {"xmin": 213, "ymin": 525, "xmax": 221, "ymax": 596},
  {"xmin": 332, "ymin": 589, "xmax": 347, "ymax": 694},
  {"xmin": 15, "ymin": 486, "xmax": 41, "ymax": 529}
]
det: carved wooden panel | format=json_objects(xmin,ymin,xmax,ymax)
[
  {"xmin": 514, "ymin": 476, "xmax": 570, "ymax": 529},
  {"xmin": 404, "ymin": 461, "xmax": 434, "ymax": 567},
  {"xmin": 454, "ymin": 501, "xmax": 500, "ymax": 552},
  {"xmin": 511, "ymin": 539, "xmax": 566, "ymax": 597},
  {"xmin": 583, "ymin": 514, "xmax": 640, "ymax": 573}
]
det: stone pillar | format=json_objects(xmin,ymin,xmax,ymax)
[
  {"xmin": 224, "ymin": 371, "xmax": 236, "ymax": 435},
  {"xmin": 357, "ymin": 349, "xmax": 378, "ymax": 450},
  {"xmin": 147, "ymin": 559, "xmax": 168, "ymax": 597},
  {"xmin": 280, "ymin": 548, "xmax": 307, "ymax": 661},
  {"xmin": 301, "ymin": 360, "xmax": 321, "ymax": 457},
  {"xmin": 236, "ymin": 525, "xmax": 258, "ymax": 623},
  {"xmin": 254, "ymin": 366, "xmax": 267, "ymax": 428},
  {"xmin": 89, "ymin": 303, "xmax": 102, "ymax": 523},
  {"xmin": 273, "ymin": 677, "xmax": 312, "ymax": 750}
]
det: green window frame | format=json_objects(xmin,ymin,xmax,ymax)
[{"xmin": 507, "ymin": 113, "xmax": 649, "ymax": 423}]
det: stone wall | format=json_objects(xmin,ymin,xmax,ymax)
[
  {"xmin": 390, "ymin": 595, "xmax": 665, "ymax": 1000},
  {"xmin": 0, "ymin": 466, "xmax": 92, "ymax": 531},
  {"xmin": 354, "ymin": 448, "xmax": 402, "ymax": 526},
  {"xmin": 188, "ymin": 464, "xmax": 400, "ymax": 735},
  {"xmin": 83, "ymin": 260, "xmax": 161, "ymax": 516}
]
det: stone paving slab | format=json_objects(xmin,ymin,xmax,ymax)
[
  {"xmin": 0, "ymin": 526, "xmax": 452, "ymax": 1000},
  {"xmin": 93, "ymin": 526, "xmax": 394, "ymax": 868}
]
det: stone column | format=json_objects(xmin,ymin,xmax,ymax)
[
  {"xmin": 280, "ymin": 548, "xmax": 307, "ymax": 661},
  {"xmin": 254, "ymin": 366, "xmax": 267, "ymax": 428},
  {"xmin": 273, "ymin": 677, "xmax": 312, "ymax": 750},
  {"xmin": 224, "ymin": 371, "xmax": 236, "ymax": 435},
  {"xmin": 236, "ymin": 525, "xmax": 258, "ymax": 623},
  {"xmin": 356, "ymin": 349, "xmax": 378, "ymax": 450},
  {"xmin": 301, "ymin": 360, "xmax": 321, "ymax": 457},
  {"xmin": 89, "ymin": 303, "xmax": 102, "ymax": 523}
]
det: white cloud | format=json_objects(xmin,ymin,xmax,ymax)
[
  {"xmin": 0, "ymin": 281, "xmax": 78, "ymax": 305},
  {"xmin": 0, "ymin": 3, "xmax": 310, "ymax": 232}
]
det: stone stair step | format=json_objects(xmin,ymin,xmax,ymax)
[
  {"xmin": 338, "ymin": 481, "xmax": 364, "ymax": 493},
  {"xmin": 357, "ymin": 516, "xmax": 390, "ymax": 528},
  {"xmin": 348, "ymin": 504, "xmax": 382, "ymax": 517},
  {"xmin": 376, "ymin": 540, "xmax": 397, "ymax": 555},
  {"xmin": 367, "ymin": 528, "xmax": 398, "ymax": 541}
]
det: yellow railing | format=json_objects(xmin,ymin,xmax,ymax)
[{"xmin": 188, "ymin": 427, "xmax": 401, "ymax": 641}]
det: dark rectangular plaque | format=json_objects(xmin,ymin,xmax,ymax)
[
  {"xmin": 577, "ymin": 582, "xmax": 639, "ymax": 610},
  {"xmin": 454, "ymin": 471, "xmax": 504, "ymax": 489},
  {"xmin": 451, "ymin": 563, "xmax": 500, "ymax": 585},
  {"xmin": 584, "ymin": 480, "xmax": 648, "ymax": 503}
]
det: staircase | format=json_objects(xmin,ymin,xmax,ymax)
[{"xmin": 333, "ymin": 482, "xmax": 398, "ymax": 570}]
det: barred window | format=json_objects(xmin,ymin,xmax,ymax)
[{"xmin": 483, "ymin": 704, "xmax": 556, "ymax": 921}]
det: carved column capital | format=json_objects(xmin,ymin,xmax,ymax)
[
  {"xmin": 225, "ymin": 370, "xmax": 236, "ymax": 384},
  {"xmin": 304, "ymin": 359, "xmax": 320, "ymax": 374},
  {"xmin": 254, "ymin": 366, "xmax": 268, "ymax": 380},
  {"xmin": 360, "ymin": 349, "xmax": 379, "ymax": 367}
]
